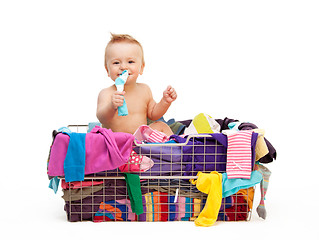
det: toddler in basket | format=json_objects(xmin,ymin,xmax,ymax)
[{"xmin": 97, "ymin": 33, "xmax": 177, "ymax": 137}]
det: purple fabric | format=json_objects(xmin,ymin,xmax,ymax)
[
  {"xmin": 238, "ymin": 122, "xmax": 277, "ymax": 163},
  {"xmin": 48, "ymin": 126, "xmax": 134, "ymax": 177},
  {"xmin": 64, "ymin": 179, "xmax": 150, "ymax": 222},
  {"xmin": 64, "ymin": 179, "xmax": 238, "ymax": 222},
  {"xmin": 181, "ymin": 117, "xmax": 277, "ymax": 164},
  {"xmin": 172, "ymin": 134, "xmax": 228, "ymax": 176},
  {"xmin": 214, "ymin": 118, "xmax": 276, "ymax": 164},
  {"xmin": 172, "ymin": 133, "xmax": 257, "ymax": 176},
  {"xmin": 133, "ymin": 133, "xmax": 257, "ymax": 177},
  {"xmin": 133, "ymin": 144, "xmax": 184, "ymax": 176}
]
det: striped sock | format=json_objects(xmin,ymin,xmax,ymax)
[
  {"xmin": 226, "ymin": 131, "xmax": 253, "ymax": 179},
  {"xmin": 254, "ymin": 162, "xmax": 271, "ymax": 219},
  {"xmin": 147, "ymin": 129, "xmax": 169, "ymax": 143}
]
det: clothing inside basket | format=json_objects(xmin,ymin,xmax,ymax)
[{"xmin": 47, "ymin": 117, "xmax": 276, "ymax": 224}]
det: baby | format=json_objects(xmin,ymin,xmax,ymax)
[{"xmin": 96, "ymin": 34, "xmax": 177, "ymax": 136}]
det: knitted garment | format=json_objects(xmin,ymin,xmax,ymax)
[{"xmin": 226, "ymin": 131, "xmax": 253, "ymax": 179}]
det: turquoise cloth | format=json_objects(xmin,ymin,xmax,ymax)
[
  {"xmin": 115, "ymin": 70, "xmax": 128, "ymax": 116},
  {"xmin": 88, "ymin": 122, "xmax": 101, "ymax": 132},
  {"xmin": 63, "ymin": 132, "xmax": 86, "ymax": 182},
  {"xmin": 118, "ymin": 98, "xmax": 128, "ymax": 116},
  {"xmin": 222, "ymin": 171, "xmax": 262, "ymax": 198},
  {"xmin": 48, "ymin": 176, "xmax": 60, "ymax": 194},
  {"xmin": 58, "ymin": 126, "xmax": 72, "ymax": 134}
]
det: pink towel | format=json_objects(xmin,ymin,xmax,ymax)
[
  {"xmin": 226, "ymin": 130, "xmax": 253, "ymax": 179},
  {"xmin": 48, "ymin": 126, "xmax": 134, "ymax": 177}
]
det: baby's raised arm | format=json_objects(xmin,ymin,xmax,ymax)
[
  {"xmin": 163, "ymin": 85, "xmax": 177, "ymax": 104},
  {"xmin": 147, "ymin": 85, "xmax": 177, "ymax": 121}
]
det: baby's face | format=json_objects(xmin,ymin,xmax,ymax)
[{"xmin": 105, "ymin": 42, "xmax": 144, "ymax": 84}]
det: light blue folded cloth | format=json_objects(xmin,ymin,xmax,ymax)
[
  {"xmin": 115, "ymin": 70, "xmax": 129, "ymax": 116},
  {"xmin": 118, "ymin": 99, "xmax": 128, "ymax": 116},
  {"xmin": 222, "ymin": 171, "xmax": 262, "ymax": 198},
  {"xmin": 48, "ymin": 177, "xmax": 60, "ymax": 194},
  {"xmin": 63, "ymin": 132, "xmax": 86, "ymax": 182},
  {"xmin": 88, "ymin": 122, "xmax": 101, "ymax": 132}
]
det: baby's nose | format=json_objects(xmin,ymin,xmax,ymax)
[{"xmin": 120, "ymin": 63, "xmax": 128, "ymax": 70}]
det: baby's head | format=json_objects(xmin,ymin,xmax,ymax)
[{"xmin": 104, "ymin": 33, "xmax": 145, "ymax": 82}]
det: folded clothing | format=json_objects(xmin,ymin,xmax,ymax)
[
  {"xmin": 64, "ymin": 179, "xmax": 150, "ymax": 222},
  {"xmin": 134, "ymin": 125, "xmax": 170, "ymax": 143},
  {"xmin": 222, "ymin": 171, "xmax": 262, "ymax": 198},
  {"xmin": 48, "ymin": 126, "xmax": 134, "ymax": 178},
  {"xmin": 119, "ymin": 150, "xmax": 154, "ymax": 173},
  {"xmin": 94, "ymin": 191, "xmax": 202, "ymax": 222},
  {"xmin": 64, "ymin": 180, "xmax": 252, "ymax": 222},
  {"xmin": 92, "ymin": 190, "xmax": 252, "ymax": 223},
  {"xmin": 61, "ymin": 179, "xmax": 104, "ymax": 189},
  {"xmin": 63, "ymin": 132, "xmax": 86, "ymax": 182},
  {"xmin": 226, "ymin": 130, "xmax": 253, "ymax": 179},
  {"xmin": 184, "ymin": 113, "xmax": 221, "ymax": 135}
]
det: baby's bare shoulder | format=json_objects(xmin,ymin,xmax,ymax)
[
  {"xmin": 97, "ymin": 86, "xmax": 116, "ymax": 102},
  {"xmin": 136, "ymin": 83, "xmax": 151, "ymax": 92},
  {"xmin": 99, "ymin": 85, "xmax": 115, "ymax": 95},
  {"xmin": 136, "ymin": 83, "xmax": 152, "ymax": 97}
]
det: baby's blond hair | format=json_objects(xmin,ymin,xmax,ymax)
[{"xmin": 104, "ymin": 33, "xmax": 145, "ymax": 70}]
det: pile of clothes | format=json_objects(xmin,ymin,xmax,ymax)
[{"xmin": 47, "ymin": 113, "xmax": 276, "ymax": 226}]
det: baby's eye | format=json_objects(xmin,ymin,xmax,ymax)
[
  {"xmin": 128, "ymin": 60, "xmax": 135, "ymax": 64},
  {"xmin": 113, "ymin": 61, "xmax": 120, "ymax": 65}
]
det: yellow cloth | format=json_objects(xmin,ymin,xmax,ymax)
[
  {"xmin": 191, "ymin": 171, "xmax": 223, "ymax": 227},
  {"xmin": 253, "ymin": 129, "xmax": 269, "ymax": 161},
  {"xmin": 190, "ymin": 198, "xmax": 202, "ymax": 221},
  {"xmin": 144, "ymin": 193, "xmax": 153, "ymax": 221},
  {"xmin": 184, "ymin": 113, "xmax": 221, "ymax": 135}
]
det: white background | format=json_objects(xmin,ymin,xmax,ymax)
[{"xmin": 1, "ymin": 0, "xmax": 318, "ymax": 239}]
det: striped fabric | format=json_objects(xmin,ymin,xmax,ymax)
[
  {"xmin": 147, "ymin": 129, "xmax": 169, "ymax": 143},
  {"xmin": 143, "ymin": 191, "xmax": 201, "ymax": 221},
  {"xmin": 92, "ymin": 191, "xmax": 251, "ymax": 222},
  {"xmin": 93, "ymin": 191, "xmax": 202, "ymax": 222},
  {"xmin": 254, "ymin": 163, "xmax": 271, "ymax": 219},
  {"xmin": 226, "ymin": 131, "xmax": 253, "ymax": 179}
]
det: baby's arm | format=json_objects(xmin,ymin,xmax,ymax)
[
  {"xmin": 96, "ymin": 87, "xmax": 125, "ymax": 125},
  {"xmin": 163, "ymin": 85, "xmax": 177, "ymax": 104},
  {"xmin": 147, "ymin": 85, "xmax": 177, "ymax": 121}
]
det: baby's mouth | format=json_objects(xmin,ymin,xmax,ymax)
[{"xmin": 118, "ymin": 72, "xmax": 130, "ymax": 76}]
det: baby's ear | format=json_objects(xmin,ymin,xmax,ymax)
[
  {"xmin": 105, "ymin": 67, "xmax": 110, "ymax": 77},
  {"xmin": 139, "ymin": 63, "xmax": 145, "ymax": 75}
]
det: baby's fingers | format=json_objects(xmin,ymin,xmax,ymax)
[
  {"xmin": 112, "ymin": 92, "xmax": 125, "ymax": 109},
  {"xmin": 167, "ymin": 86, "xmax": 177, "ymax": 97},
  {"xmin": 114, "ymin": 91, "xmax": 125, "ymax": 96},
  {"xmin": 166, "ymin": 85, "xmax": 173, "ymax": 92},
  {"xmin": 163, "ymin": 85, "xmax": 177, "ymax": 103},
  {"xmin": 170, "ymin": 90, "xmax": 177, "ymax": 99}
]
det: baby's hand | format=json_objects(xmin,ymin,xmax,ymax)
[
  {"xmin": 163, "ymin": 85, "xmax": 177, "ymax": 104},
  {"xmin": 111, "ymin": 91, "xmax": 125, "ymax": 109}
]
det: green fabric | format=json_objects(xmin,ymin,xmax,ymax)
[
  {"xmin": 169, "ymin": 121, "xmax": 184, "ymax": 134},
  {"xmin": 147, "ymin": 117, "xmax": 185, "ymax": 135},
  {"xmin": 123, "ymin": 173, "xmax": 144, "ymax": 215}
]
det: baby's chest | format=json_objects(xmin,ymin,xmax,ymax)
[{"xmin": 125, "ymin": 95, "xmax": 148, "ymax": 114}]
